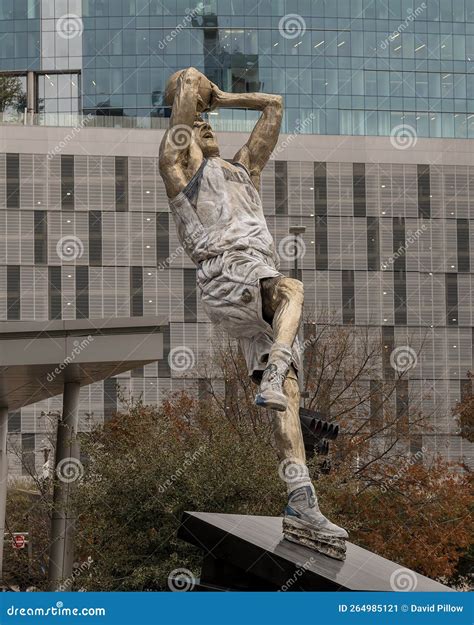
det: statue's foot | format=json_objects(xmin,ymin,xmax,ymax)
[
  {"xmin": 282, "ymin": 484, "xmax": 348, "ymax": 561},
  {"xmin": 255, "ymin": 364, "xmax": 288, "ymax": 411}
]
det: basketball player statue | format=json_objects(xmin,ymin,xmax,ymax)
[{"xmin": 159, "ymin": 68, "xmax": 348, "ymax": 559}]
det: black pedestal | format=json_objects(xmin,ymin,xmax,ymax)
[{"xmin": 178, "ymin": 511, "xmax": 454, "ymax": 592}]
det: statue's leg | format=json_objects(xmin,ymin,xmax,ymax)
[
  {"xmin": 258, "ymin": 277, "xmax": 349, "ymax": 560},
  {"xmin": 273, "ymin": 367, "xmax": 348, "ymax": 560},
  {"xmin": 272, "ymin": 366, "xmax": 306, "ymax": 464},
  {"xmin": 255, "ymin": 277, "xmax": 303, "ymax": 411},
  {"xmin": 262, "ymin": 276, "xmax": 303, "ymax": 347}
]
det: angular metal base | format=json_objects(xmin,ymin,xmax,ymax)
[
  {"xmin": 178, "ymin": 511, "xmax": 454, "ymax": 591},
  {"xmin": 283, "ymin": 517, "xmax": 347, "ymax": 561}
]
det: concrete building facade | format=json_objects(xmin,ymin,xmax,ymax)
[{"xmin": 0, "ymin": 1, "xmax": 473, "ymax": 471}]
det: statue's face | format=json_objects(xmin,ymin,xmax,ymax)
[{"xmin": 193, "ymin": 119, "xmax": 220, "ymax": 157}]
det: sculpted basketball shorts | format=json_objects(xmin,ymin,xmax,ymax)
[{"xmin": 196, "ymin": 248, "xmax": 302, "ymax": 378}]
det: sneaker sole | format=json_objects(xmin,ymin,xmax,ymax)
[{"xmin": 283, "ymin": 516, "xmax": 348, "ymax": 541}]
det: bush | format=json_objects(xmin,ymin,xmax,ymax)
[{"xmin": 75, "ymin": 394, "xmax": 284, "ymax": 590}]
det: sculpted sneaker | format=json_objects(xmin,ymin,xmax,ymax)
[
  {"xmin": 283, "ymin": 484, "xmax": 348, "ymax": 560},
  {"xmin": 255, "ymin": 363, "xmax": 288, "ymax": 411},
  {"xmin": 255, "ymin": 343, "xmax": 292, "ymax": 412}
]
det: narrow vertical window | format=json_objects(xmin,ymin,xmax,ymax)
[
  {"xmin": 115, "ymin": 156, "xmax": 128, "ymax": 211},
  {"xmin": 417, "ymin": 164, "xmax": 431, "ymax": 219},
  {"xmin": 7, "ymin": 266, "xmax": 21, "ymax": 320},
  {"xmin": 34, "ymin": 210, "xmax": 47, "ymax": 264},
  {"xmin": 6, "ymin": 154, "xmax": 20, "ymax": 208},
  {"xmin": 48, "ymin": 266, "xmax": 62, "ymax": 319},
  {"xmin": 457, "ymin": 219, "xmax": 470, "ymax": 272},
  {"xmin": 183, "ymin": 268, "xmax": 197, "ymax": 322},
  {"xmin": 88, "ymin": 211, "xmax": 102, "ymax": 266},
  {"xmin": 353, "ymin": 162, "xmax": 366, "ymax": 217},
  {"xmin": 382, "ymin": 326, "xmax": 395, "ymax": 379},
  {"xmin": 394, "ymin": 270, "xmax": 407, "ymax": 325},
  {"xmin": 156, "ymin": 213, "xmax": 170, "ymax": 267},
  {"xmin": 367, "ymin": 217, "xmax": 379, "ymax": 271},
  {"xmin": 61, "ymin": 155, "xmax": 75, "ymax": 209},
  {"xmin": 76, "ymin": 266, "xmax": 89, "ymax": 319},
  {"xmin": 314, "ymin": 162, "xmax": 327, "ymax": 216},
  {"xmin": 342, "ymin": 269, "xmax": 355, "ymax": 324},
  {"xmin": 315, "ymin": 216, "xmax": 328, "ymax": 270},
  {"xmin": 275, "ymin": 161, "xmax": 288, "ymax": 215},
  {"xmin": 22, "ymin": 433, "xmax": 35, "ymax": 476},
  {"xmin": 392, "ymin": 217, "xmax": 406, "ymax": 271},
  {"xmin": 103, "ymin": 379, "xmax": 118, "ymax": 422},
  {"xmin": 130, "ymin": 267, "xmax": 143, "ymax": 317},
  {"xmin": 446, "ymin": 273, "xmax": 458, "ymax": 326}
]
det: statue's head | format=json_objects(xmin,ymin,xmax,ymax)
[{"xmin": 192, "ymin": 116, "xmax": 220, "ymax": 157}]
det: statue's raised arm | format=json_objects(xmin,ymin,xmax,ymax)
[
  {"xmin": 209, "ymin": 86, "xmax": 283, "ymax": 189},
  {"xmin": 159, "ymin": 67, "xmax": 214, "ymax": 198}
]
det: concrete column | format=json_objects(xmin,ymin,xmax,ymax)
[
  {"xmin": 48, "ymin": 381, "xmax": 81, "ymax": 591},
  {"xmin": 0, "ymin": 406, "xmax": 8, "ymax": 582}
]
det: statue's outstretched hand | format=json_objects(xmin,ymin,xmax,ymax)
[{"xmin": 208, "ymin": 83, "xmax": 225, "ymax": 112}]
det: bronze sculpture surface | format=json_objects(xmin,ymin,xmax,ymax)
[{"xmin": 159, "ymin": 68, "xmax": 348, "ymax": 559}]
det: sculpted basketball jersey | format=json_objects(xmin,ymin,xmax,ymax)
[{"xmin": 168, "ymin": 157, "xmax": 278, "ymax": 266}]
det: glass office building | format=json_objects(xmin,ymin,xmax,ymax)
[
  {"xmin": 0, "ymin": 1, "xmax": 472, "ymax": 474},
  {"xmin": 1, "ymin": 0, "xmax": 474, "ymax": 136}
]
